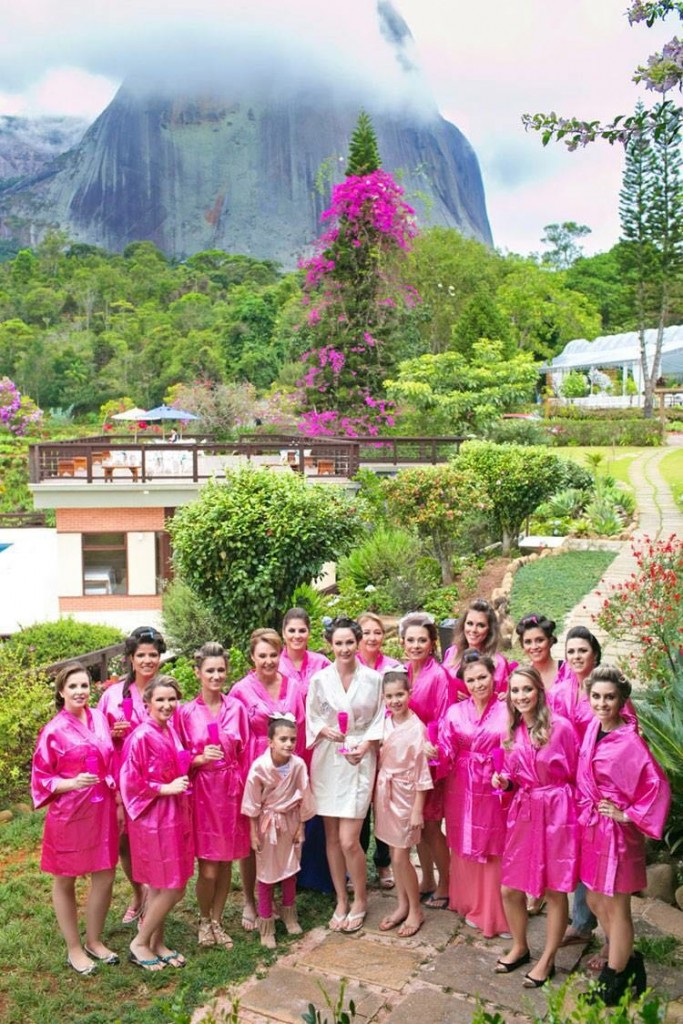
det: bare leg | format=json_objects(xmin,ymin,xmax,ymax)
[
  {"xmin": 52, "ymin": 876, "xmax": 93, "ymax": 971},
  {"xmin": 393, "ymin": 847, "xmax": 424, "ymax": 936},
  {"xmin": 417, "ymin": 838, "xmax": 436, "ymax": 894},
  {"xmin": 339, "ymin": 818, "xmax": 367, "ymax": 922},
  {"xmin": 422, "ymin": 821, "xmax": 450, "ymax": 900},
  {"xmin": 119, "ymin": 834, "xmax": 144, "ymax": 912},
  {"xmin": 239, "ymin": 852, "xmax": 257, "ymax": 930},
  {"xmin": 84, "ymin": 869, "xmax": 116, "ymax": 957},
  {"xmin": 526, "ymin": 889, "xmax": 567, "ymax": 982},
  {"xmin": 322, "ymin": 817, "xmax": 350, "ymax": 924},
  {"xmin": 211, "ymin": 862, "xmax": 233, "ymax": 922},
  {"xmin": 589, "ymin": 891, "xmax": 632, "ymax": 972},
  {"xmin": 380, "ymin": 847, "xmax": 410, "ymax": 931},
  {"xmin": 196, "ymin": 859, "xmax": 218, "ymax": 919},
  {"xmin": 131, "ymin": 886, "xmax": 185, "ymax": 968},
  {"xmin": 499, "ymin": 886, "xmax": 529, "ymax": 965}
]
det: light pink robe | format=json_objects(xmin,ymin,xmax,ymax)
[
  {"xmin": 501, "ymin": 713, "xmax": 579, "ymax": 898},
  {"xmin": 443, "ymin": 646, "xmax": 511, "ymax": 700},
  {"xmin": 279, "ymin": 649, "xmax": 331, "ymax": 703},
  {"xmin": 406, "ymin": 656, "xmax": 455, "ymax": 820},
  {"xmin": 228, "ymin": 671, "xmax": 306, "ymax": 764},
  {"xmin": 374, "ymin": 712, "xmax": 432, "ymax": 849},
  {"xmin": 120, "ymin": 719, "xmax": 194, "ymax": 889},
  {"xmin": 440, "ymin": 697, "xmax": 509, "ymax": 859},
  {"xmin": 177, "ymin": 695, "xmax": 251, "ymax": 862},
  {"xmin": 241, "ymin": 752, "xmax": 314, "ymax": 883},
  {"xmin": 31, "ymin": 708, "xmax": 118, "ymax": 876},
  {"xmin": 577, "ymin": 716, "xmax": 671, "ymax": 895}
]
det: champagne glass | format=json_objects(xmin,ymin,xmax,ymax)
[
  {"xmin": 121, "ymin": 696, "xmax": 134, "ymax": 722},
  {"xmin": 427, "ymin": 721, "xmax": 440, "ymax": 766},
  {"xmin": 337, "ymin": 711, "xmax": 349, "ymax": 754},
  {"xmin": 84, "ymin": 753, "xmax": 103, "ymax": 803},
  {"xmin": 176, "ymin": 749, "xmax": 193, "ymax": 794},
  {"xmin": 207, "ymin": 721, "xmax": 226, "ymax": 767},
  {"xmin": 491, "ymin": 747, "xmax": 506, "ymax": 802}
]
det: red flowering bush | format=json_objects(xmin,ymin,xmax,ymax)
[{"xmin": 595, "ymin": 534, "xmax": 682, "ymax": 685}]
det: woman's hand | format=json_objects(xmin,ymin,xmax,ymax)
[
  {"xmin": 161, "ymin": 776, "xmax": 190, "ymax": 796},
  {"xmin": 410, "ymin": 808, "xmax": 424, "ymax": 829},
  {"xmin": 320, "ymin": 725, "xmax": 345, "ymax": 742},
  {"xmin": 201, "ymin": 744, "xmax": 223, "ymax": 763},
  {"xmin": 344, "ymin": 740, "xmax": 369, "ymax": 765},
  {"xmin": 68, "ymin": 772, "xmax": 99, "ymax": 791},
  {"xmin": 496, "ymin": 691, "xmax": 507, "ymax": 702},
  {"xmin": 250, "ymin": 824, "xmax": 262, "ymax": 852},
  {"xmin": 598, "ymin": 799, "xmax": 629, "ymax": 823},
  {"xmin": 424, "ymin": 741, "xmax": 439, "ymax": 760},
  {"xmin": 293, "ymin": 823, "xmax": 304, "ymax": 845},
  {"xmin": 491, "ymin": 771, "xmax": 510, "ymax": 791},
  {"xmin": 111, "ymin": 720, "xmax": 131, "ymax": 739}
]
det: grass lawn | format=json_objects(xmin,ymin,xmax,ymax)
[
  {"xmin": 552, "ymin": 446, "xmax": 643, "ymax": 491},
  {"xmin": 509, "ymin": 550, "xmax": 617, "ymax": 632},
  {"xmin": 660, "ymin": 447, "xmax": 683, "ymax": 510},
  {"xmin": 0, "ymin": 811, "xmax": 333, "ymax": 1024}
]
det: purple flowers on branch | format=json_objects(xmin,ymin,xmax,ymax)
[{"xmin": 0, "ymin": 377, "xmax": 43, "ymax": 436}]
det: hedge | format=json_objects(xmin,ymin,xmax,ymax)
[{"xmin": 544, "ymin": 419, "xmax": 663, "ymax": 447}]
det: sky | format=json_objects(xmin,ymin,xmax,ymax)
[{"xmin": 0, "ymin": 0, "xmax": 676, "ymax": 258}]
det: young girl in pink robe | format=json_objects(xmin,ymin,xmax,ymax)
[
  {"xmin": 440, "ymin": 652, "xmax": 510, "ymax": 938},
  {"xmin": 443, "ymin": 598, "xmax": 511, "ymax": 699},
  {"xmin": 228, "ymin": 627, "xmax": 306, "ymax": 932},
  {"xmin": 241, "ymin": 715, "xmax": 314, "ymax": 948},
  {"xmin": 178, "ymin": 642, "xmax": 250, "ymax": 949},
  {"xmin": 492, "ymin": 667, "xmax": 579, "ymax": 988},
  {"xmin": 97, "ymin": 625, "xmax": 167, "ymax": 924},
  {"xmin": 577, "ymin": 666, "xmax": 671, "ymax": 1004},
  {"xmin": 400, "ymin": 612, "xmax": 454, "ymax": 907},
  {"xmin": 31, "ymin": 663, "xmax": 119, "ymax": 975},
  {"xmin": 374, "ymin": 671, "xmax": 432, "ymax": 938},
  {"xmin": 120, "ymin": 676, "xmax": 193, "ymax": 972}
]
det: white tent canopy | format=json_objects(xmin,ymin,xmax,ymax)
[{"xmin": 547, "ymin": 325, "xmax": 683, "ymax": 377}]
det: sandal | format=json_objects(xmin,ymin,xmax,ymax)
[
  {"xmin": 128, "ymin": 950, "xmax": 165, "ymax": 972},
  {"xmin": 210, "ymin": 920, "xmax": 234, "ymax": 948},
  {"xmin": 342, "ymin": 911, "xmax": 366, "ymax": 933},
  {"xmin": 424, "ymin": 895, "xmax": 449, "ymax": 910},
  {"xmin": 122, "ymin": 902, "xmax": 143, "ymax": 925},
  {"xmin": 560, "ymin": 928, "xmax": 592, "ymax": 947},
  {"xmin": 159, "ymin": 950, "xmax": 186, "ymax": 968},
  {"xmin": 328, "ymin": 911, "xmax": 348, "ymax": 932},
  {"xmin": 397, "ymin": 917, "xmax": 424, "ymax": 938},
  {"xmin": 198, "ymin": 919, "xmax": 216, "ymax": 947},
  {"xmin": 494, "ymin": 951, "xmax": 531, "ymax": 974},
  {"xmin": 241, "ymin": 906, "xmax": 257, "ymax": 932},
  {"xmin": 378, "ymin": 867, "xmax": 395, "ymax": 890}
]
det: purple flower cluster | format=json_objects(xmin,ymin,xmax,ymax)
[{"xmin": 0, "ymin": 377, "xmax": 43, "ymax": 436}]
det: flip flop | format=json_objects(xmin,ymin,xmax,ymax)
[
  {"xmin": 379, "ymin": 914, "xmax": 407, "ymax": 932},
  {"xmin": 424, "ymin": 895, "xmax": 449, "ymax": 910},
  {"xmin": 122, "ymin": 902, "xmax": 143, "ymax": 924},
  {"xmin": 328, "ymin": 912, "xmax": 348, "ymax": 931},
  {"xmin": 84, "ymin": 945, "xmax": 119, "ymax": 965},
  {"xmin": 159, "ymin": 950, "xmax": 186, "ymax": 968},
  {"xmin": 378, "ymin": 869, "xmax": 395, "ymax": 890},
  {"xmin": 241, "ymin": 907, "xmax": 257, "ymax": 932},
  {"xmin": 128, "ymin": 950, "xmax": 165, "ymax": 971},
  {"xmin": 560, "ymin": 929, "xmax": 592, "ymax": 947},
  {"xmin": 397, "ymin": 918, "xmax": 424, "ymax": 938},
  {"xmin": 342, "ymin": 911, "xmax": 366, "ymax": 933},
  {"xmin": 419, "ymin": 890, "xmax": 435, "ymax": 903}
]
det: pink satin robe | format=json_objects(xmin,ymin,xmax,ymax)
[
  {"xmin": 97, "ymin": 680, "xmax": 148, "ymax": 776},
  {"xmin": 550, "ymin": 667, "xmax": 638, "ymax": 741},
  {"xmin": 120, "ymin": 719, "xmax": 194, "ymax": 889},
  {"xmin": 228, "ymin": 671, "xmax": 306, "ymax": 764},
  {"xmin": 241, "ymin": 752, "xmax": 314, "ymax": 883},
  {"xmin": 440, "ymin": 697, "xmax": 509, "ymax": 859},
  {"xmin": 442, "ymin": 646, "xmax": 511, "ymax": 700},
  {"xmin": 31, "ymin": 708, "xmax": 118, "ymax": 876},
  {"xmin": 577, "ymin": 716, "xmax": 671, "ymax": 895},
  {"xmin": 374, "ymin": 712, "xmax": 432, "ymax": 849},
  {"xmin": 406, "ymin": 656, "xmax": 456, "ymax": 820},
  {"xmin": 279, "ymin": 649, "xmax": 331, "ymax": 703},
  {"xmin": 501, "ymin": 713, "xmax": 579, "ymax": 898},
  {"xmin": 177, "ymin": 695, "xmax": 251, "ymax": 862}
]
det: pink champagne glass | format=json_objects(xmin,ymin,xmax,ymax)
[
  {"xmin": 427, "ymin": 721, "xmax": 440, "ymax": 767},
  {"xmin": 176, "ymin": 749, "xmax": 193, "ymax": 794},
  {"xmin": 84, "ymin": 753, "xmax": 104, "ymax": 803},
  {"xmin": 207, "ymin": 721, "xmax": 226, "ymax": 767},
  {"xmin": 337, "ymin": 711, "xmax": 349, "ymax": 754},
  {"xmin": 121, "ymin": 696, "xmax": 134, "ymax": 722},
  {"xmin": 492, "ymin": 747, "xmax": 506, "ymax": 802}
]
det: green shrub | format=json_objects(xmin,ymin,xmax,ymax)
[
  {"xmin": 3, "ymin": 618, "xmax": 125, "ymax": 669},
  {"xmin": 0, "ymin": 645, "xmax": 53, "ymax": 803},
  {"xmin": 556, "ymin": 457, "xmax": 594, "ymax": 491},
  {"xmin": 549, "ymin": 405, "xmax": 645, "ymax": 420},
  {"xmin": 582, "ymin": 498, "xmax": 626, "ymax": 536},
  {"xmin": 0, "ymin": 436, "xmax": 32, "ymax": 513},
  {"xmin": 545, "ymin": 418, "xmax": 663, "ymax": 446},
  {"xmin": 162, "ymin": 577, "xmax": 228, "ymax": 657},
  {"xmin": 337, "ymin": 527, "xmax": 440, "ymax": 614},
  {"xmin": 484, "ymin": 418, "xmax": 550, "ymax": 446},
  {"xmin": 541, "ymin": 488, "xmax": 590, "ymax": 519}
]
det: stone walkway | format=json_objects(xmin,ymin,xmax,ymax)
[
  {"xmin": 559, "ymin": 434, "xmax": 683, "ymax": 663},
  {"xmin": 194, "ymin": 438, "xmax": 683, "ymax": 1024}
]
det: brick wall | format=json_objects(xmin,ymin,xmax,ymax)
[
  {"xmin": 60, "ymin": 595, "xmax": 163, "ymax": 612},
  {"xmin": 56, "ymin": 507, "xmax": 166, "ymax": 532}
]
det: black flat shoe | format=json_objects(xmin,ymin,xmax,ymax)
[
  {"xmin": 495, "ymin": 951, "xmax": 531, "ymax": 973},
  {"xmin": 84, "ymin": 945, "xmax": 120, "ymax": 965},
  {"xmin": 523, "ymin": 965, "xmax": 556, "ymax": 988}
]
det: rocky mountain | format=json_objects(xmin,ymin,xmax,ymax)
[
  {"xmin": 0, "ymin": 115, "xmax": 88, "ymax": 185},
  {"xmin": 0, "ymin": 3, "xmax": 492, "ymax": 265}
]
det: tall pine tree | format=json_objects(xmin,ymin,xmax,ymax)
[{"xmin": 345, "ymin": 111, "xmax": 382, "ymax": 177}]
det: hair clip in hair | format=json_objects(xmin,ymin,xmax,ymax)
[{"xmin": 268, "ymin": 711, "xmax": 296, "ymax": 723}]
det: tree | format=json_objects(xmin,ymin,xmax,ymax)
[
  {"xmin": 560, "ymin": 370, "xmax": 590, "ymax": 401},
  {"xmin": 540, "ymin": 222, "xmax": 592, "ymax": 270},
  {"xmin": 168, "ymin": 469, "xmax": 363, "ymax": 648},
  {"xmin": 452, "ymin": 441, "xmax": 562, "ymax": 555},
  {"xmin": 345, "ymin": 110, "xmax": 382, "ymax": 177},
  {"xmin": 619, "ymin": 101, "xmax": 683, "ymax": 416},
  {"xmin": 451, "ymin": 290, "xmax": 512, "ymax": 358},
  {"xmin": 383, "ymin": 464, "xmax": 491, "ymax": 584},
  {"xmin": 384, "ymin": 339, "xmax": 538, "ymax": 434},
  {"xmin": 565, "ymin": 247, "xmax": 636, "ymax": 333}
]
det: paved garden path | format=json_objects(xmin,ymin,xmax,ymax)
[{"xmin": 559, "ymin": 434, "xmax": 683, "ymax": 663}]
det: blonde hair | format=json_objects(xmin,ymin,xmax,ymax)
[
  {"xmin": 505, "ymin": 667, "xmax": 552, "ymax": 749},
  {"xmin": 249, "ymin": 628, "xmax": 283, "ymax": 658}
]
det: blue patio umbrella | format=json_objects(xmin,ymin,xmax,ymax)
[{"xmin": 143, "ymin": 406, "xmax": 199, "ymax": 421}]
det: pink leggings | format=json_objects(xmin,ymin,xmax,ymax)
[{"xmin": 257, "ymin": 874, "xmax": 297, "ymax": 919}]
